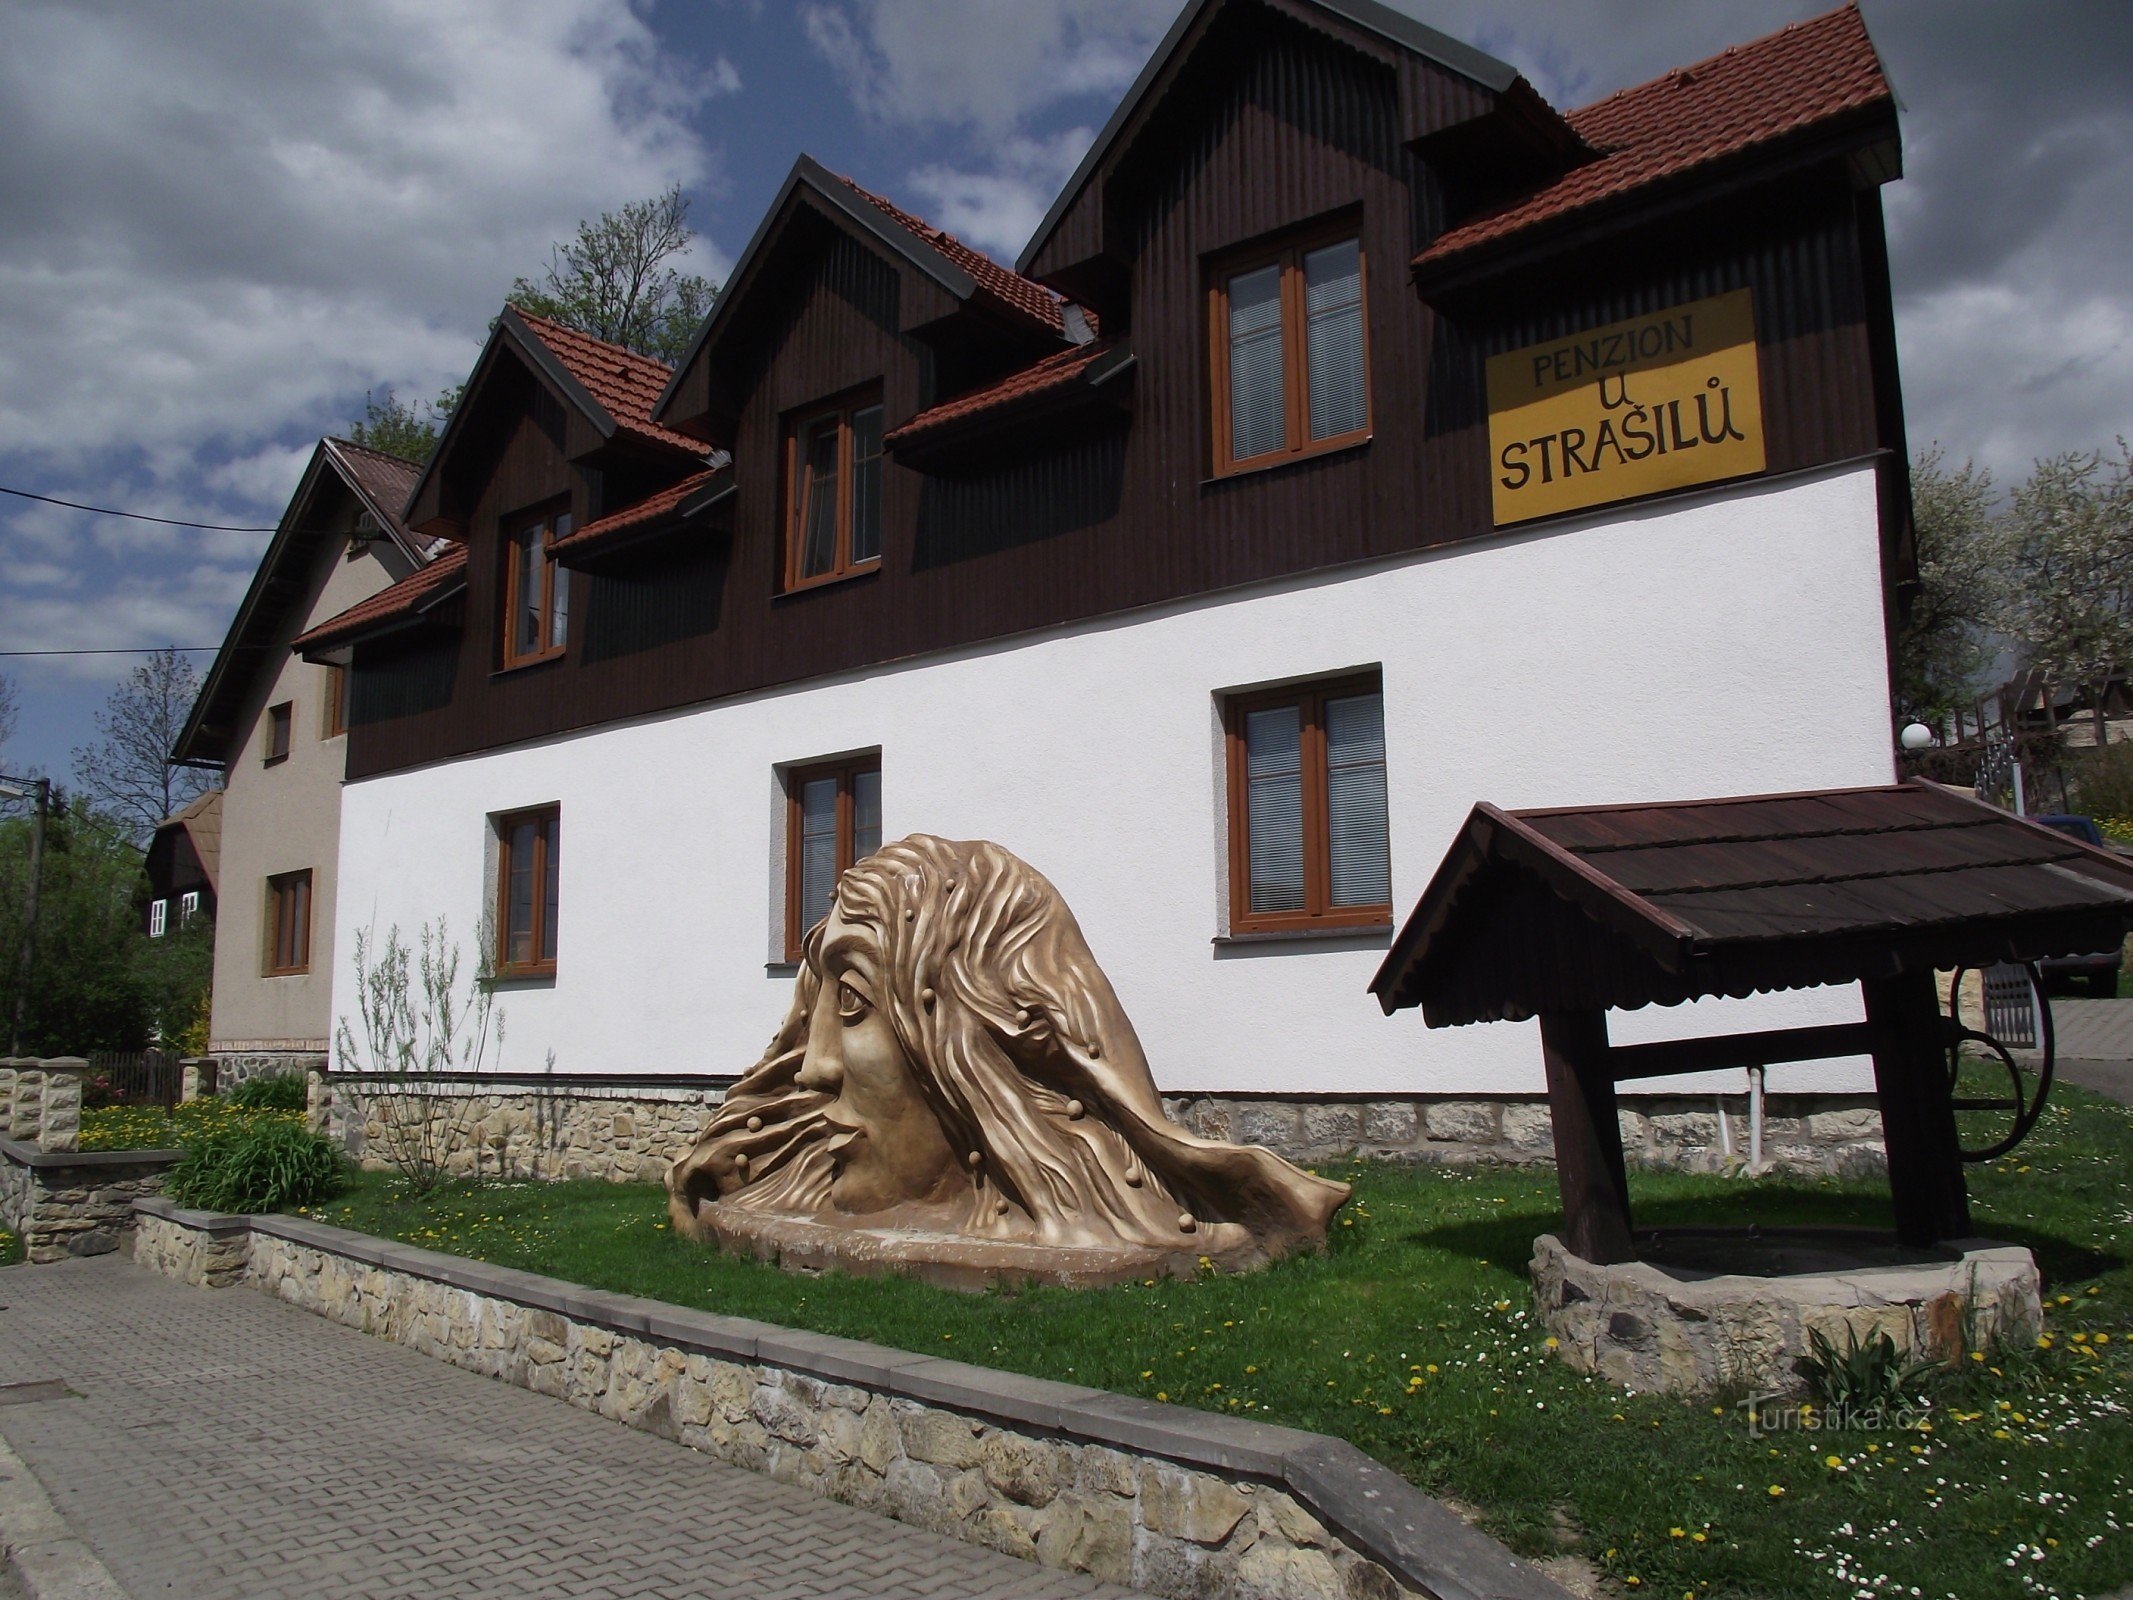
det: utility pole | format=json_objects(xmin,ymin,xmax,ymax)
[{"xmin": 1, "ymin": 774, "xmax": 51, "ymax": 1056}]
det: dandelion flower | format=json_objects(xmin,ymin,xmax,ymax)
[
  {"xmin": 1768, "ymin": 1485, "xmax": 1785, "ymax": 1498},
  {"xmin": 1669, "ymin": 1527, "xmax": 1686, "ymax": 1539}
]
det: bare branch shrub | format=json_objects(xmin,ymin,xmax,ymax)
[{"xmin": 333, "ymin": 918, "xmax": 504, "ymax": 1194}]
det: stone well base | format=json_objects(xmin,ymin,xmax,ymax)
[{"xmin": 1530, "ymin": 1230, "xmax": 2041, "ymax": 1395}]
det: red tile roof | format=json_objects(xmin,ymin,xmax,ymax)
[
  {"xmin": 293, "ymin": 542, "xmax": 468, "ymax": 653},
  {"xmin": 509, "ymin": 308, "xmax": 705, "ymax": 456},
  {"xmin": 549, "ymin": 466, "xmax": 727, "ymax": 560},
  {"xmin": 325, "ymin": 438, "xmax": 422, "ymax": 539},
  {"xmin": 1416, "ymin": 5, "xmax": 1891, "ymax": 273},
  {"xmin": 885, "ymin": 338, "xmax": 1122, "ymax": 450},
  {"xmin": 832, "ymin": 174, "xmax": 1067, "ymax": 337}
]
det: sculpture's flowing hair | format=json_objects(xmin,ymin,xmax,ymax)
[{"xmin": 667, "ymin": 836, "xmax": 1348, "ymax": 1255}]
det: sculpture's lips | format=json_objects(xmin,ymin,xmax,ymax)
[{"xmin": 822, "ymin": 1110, "xmax": 864, "ymax": 1157}]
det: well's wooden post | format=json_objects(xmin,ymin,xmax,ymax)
[
  {"xmin": 1540, "ymin": 1008, "xmax": 1634, "ymax": 1264},
  {"xmin": 1862, "ymin": 971, "xmax": 1972, "ymax": 1246}
]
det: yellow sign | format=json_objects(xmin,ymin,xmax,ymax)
[{"xmin": 1487, "ymin": 289, "xmax": 1765, "ymax": 526}]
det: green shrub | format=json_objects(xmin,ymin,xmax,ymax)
[
  {"xmin": 167, "ymin": 1115, "xmax": 345, "ymax": 1214},
  {"xmin": 230, "ymin": 1073, "xmax": 308, "ymax": 1112}
]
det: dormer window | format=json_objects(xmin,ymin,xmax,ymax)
[
  {"xmin": 503, "ymin": 503, "xmax": 572, "ymax": 668},
  {"xmin": 1209, "ymin": 228, "xmax": 1369, "ymax": 476},
  {"xmin": 784, "ymin": 392, "xmax": 884, "ymax": 589}
]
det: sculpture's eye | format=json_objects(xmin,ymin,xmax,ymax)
[{"xmin": 836, "ymin": 979, "xmax": 870, "ymax": 1023}]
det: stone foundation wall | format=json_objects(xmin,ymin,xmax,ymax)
[
  {"xmin": 134, "ymin": 1200, "xmax": 1569, "ymax": 1600},
  {"xmin": 307, "ymin": 1070, "xmax": 1885, "ymax": 1186},
  {"xmin": 210, "ymin": 1050, "xmax": 326, "ymax": 1092},
  {"xmin": 317, "ymin": 1074, "xmax": 724, "ymax": 1183},
  {"xmin": 1163, "ymin": 1091, "xmax": 1887, "ymax": 1177}
]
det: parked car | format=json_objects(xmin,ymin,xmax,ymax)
[{"xmin": 2033, "ymin": 814, "xmax": 2125, "ymax": 995}]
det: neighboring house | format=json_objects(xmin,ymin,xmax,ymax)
[
  {"xmin": 301, "ymin": 2, "xmax": 1913, "ymax": 1114},
  {"xmin": 173, "ymin": 438, "xmax": 431, "ymax": 1084},
  {"xmin": 144, "ymin": 789, "xmax": 222, "ymax": 938}
]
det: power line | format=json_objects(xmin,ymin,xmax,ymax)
[
  {"xmin": 0, "ymin": 646, "xmax": 222, "ymax": 657},
  {"xmin": 0, "ymin": 483, "xmax": 281, "ymax": 533}
]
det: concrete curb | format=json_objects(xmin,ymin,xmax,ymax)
[
  {"xmin": 134, "ymin": 1197, "xmax": 1573, "ymax": 1600},
  {"xmin": 0, "ymin": 1432, "xmax": 128, "ymax": 1600}
]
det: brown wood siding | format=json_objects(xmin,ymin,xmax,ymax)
[{"xmin": 344, "ymin": 25, "xmax": 1890, "ymax": 783}]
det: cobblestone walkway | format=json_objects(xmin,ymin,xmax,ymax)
[
  {"xmin": 2030, "ymin": 998, "xmax": 2133, "ymax": 1107},
  {"xmin": 0, "ymin": 1254, "xmax": 1149, "ymax": 1600}
]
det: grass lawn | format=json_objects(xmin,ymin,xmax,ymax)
[{"xmin": 310, "ymin": 1070, "xmax": 2131, "ymax": 1600}]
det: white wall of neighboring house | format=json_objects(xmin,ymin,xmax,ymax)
[{"xmin": 330, "ymin": 460, "xmax": 1895, "ymax": 1100}]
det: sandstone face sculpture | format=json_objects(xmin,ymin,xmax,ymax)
[{"xmin": 667, "ymin": 835, "xmax": 1350, "ymax": 1286}]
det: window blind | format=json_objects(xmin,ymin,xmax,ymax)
[
  {"xmin": 540, "ymin": 816, "xmax": 560, "ymax": 962},
  {"xmin": 799, "ymin": 775, "xmax": 840, "ymax": 934},
  {"xmin": 1323, "ymin": 691, "xmax": 1389, "ymax": 907},
  {"xmin": 546, "ymin": 517, "xmax": 571, "ymax": 649},
  {"xmin": 1245, "ymin": 704, "xmax": 1306, "ymax": 912},
  {"xmin": 516, "ymin": 532, "xmax": 542, "ymax": 655},
  {"xmin": 1305, "ymin": 240, "xmax": 1366, "ymax": 442},
  {"xmin": 506, "ymin": 820, "xmax": 536, "ymax": 965},
  {"xmin": 1228, "ymin": 263, "xmax": 1287, "ymax": 461},
  {"xmin": 798, "ymin": 420, "xmax": 841, "ymax": 579},
  {"xmin": 852, "ymin": 767, "xmax": 883, "ymax": 862},
  {"xmin": 850, "ymin": 406, "xmax": 883, "ymax": 565}
]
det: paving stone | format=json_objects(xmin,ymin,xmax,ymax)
[{"xmin": 0, "ymin": 1254, "xmax": 1148, "ymax": 1600}]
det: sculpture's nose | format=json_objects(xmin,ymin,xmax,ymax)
[
  {"xmin": 795, "ymin": 985, "xmax": 844, "ymax": 1094},
  {"xmin": 795, "ymin": 1044, "xmax": 841, "ymax": 1095}
]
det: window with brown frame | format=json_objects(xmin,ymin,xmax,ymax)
[
  {"xmin": 502, "ymin": 503, "xmax": 573, "ymax": 668},
  {"xmin": 783, "ymin": 393, "xmax": 884, "ymax": 590},
  {"xmin": 1223, "ymin": 674, "xmax": 1390, "ymax": 934},
  {"xmin": 1208, "ymin": 226, "xmax": 1369, "ymax": 476},
  {"xmin": 265, "ymin": 869, "xmax": 312, "ymax": 974},
  {"xmin": 784, "ymin": 757, "xmax": 882, "ymax": 960},
  {"xmin": 321, "ymin": 663, "xmax": 349, "ymax": 738},
  {"xmin": 263, "ymin": 701, "xmax": 292, "ymax": 765},
  {"xmin": 495, "ymin": 806, "xmax": 560, "ymax": 977}
]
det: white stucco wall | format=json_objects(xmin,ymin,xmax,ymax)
[{"xmin": 332, "ymin": 461, "xmax": 1895, "ymax": 1099}]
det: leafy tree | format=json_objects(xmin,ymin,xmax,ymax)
[
  {"xmin": 1993, "ymin": 440, "xmax": 2133, "ymax": 691},
  {"xmin": 508, "ymin": 184, "xmax": 718, "ymax": 365},
  {"xmin": 70, "ymin": 647, "xmax": 212, "ymax": 845},
  {"xmin": 345, "ymin": 387, "xmax": 451, "ymax": 464},
  {"xmin": 1893, "ymin": 449, "xmax": 2002, "ymax": 724},
  {"xmin": 0, "ymin": 798, "xmax": 154, "ymax": 1054}
]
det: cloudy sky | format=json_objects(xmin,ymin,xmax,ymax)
[{"xmin": 1, "ymin": 0, "xmax": 2127, "ymax": 784}]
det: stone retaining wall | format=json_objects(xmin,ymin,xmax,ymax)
[
  {"xmin": 3, "ymin": 1140, "xmax": 180, "ymax": 1262},
  {"xmin": 307, "ymin": 1070, "xmax": 1885, "ymax": 1185},
  {"xmin": 133, "ymin": 1199, "xmax": 1570, "ymax": 1600}
]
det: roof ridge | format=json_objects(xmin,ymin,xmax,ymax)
[
  {"xmin": 828, "ymin": 170, "xmax": 1066, "ymax": 334},
  {"xmin": 325, "ymin": 434, "xmax": 423, "ymax": 466},
  {"xmin": 1565, "ymin": 2, "xmax": 1865, "ymax": 144},
  {"xmin": 507, "ymin": 304, "xmax": 678, "ymax": 376}
]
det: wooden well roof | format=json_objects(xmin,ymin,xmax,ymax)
[{"xmin": 1371, "ymin": 781, "xmax": 2133, "ymax": 1027}]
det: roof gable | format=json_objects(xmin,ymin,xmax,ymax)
[
  {"xmin": 1415, "ymin": 5, "xmax": 1895, "ymax": 283},
  {"xmin": 403, "ymin": 307, "xmax": 701, "ymax": 537},
  {"xmin": 652, "ymin": 155, "xmax": 1068, "ymax": 438},
  {"xmin": 1017, "ymin": 0, "xmax": 1520, "ymax": 286},
  {"xmin": 172, "ymin": 440, "xmax": 424, "ymax": 768}
]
